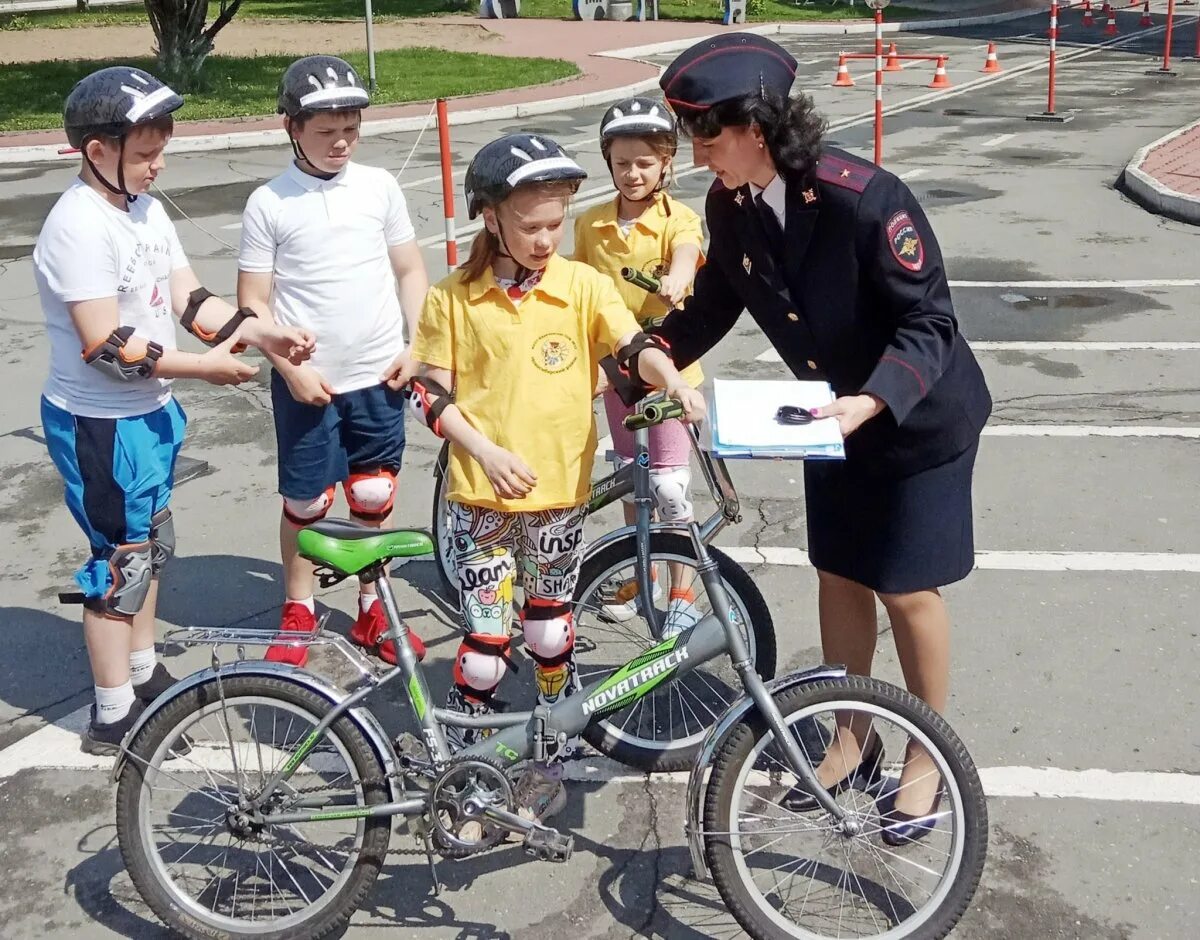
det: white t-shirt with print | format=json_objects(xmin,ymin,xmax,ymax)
[
  {"xmin": 238, "ymin": 161, "xmax": 416, "ymax": 394},
  {"xmin": 34, "ymin": 179, "xmax": 186, "ymax": 419}
]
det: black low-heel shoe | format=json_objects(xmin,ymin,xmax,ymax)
[
  {"xmin": 880, "ymin": 784, "xmax": 945, "ymax": 846},
  {"xmin": 781, "ymin": 735, "xmax": 886, "ymax": 813}
]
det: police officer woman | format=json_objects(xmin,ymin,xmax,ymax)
[{"xmin": 652, "ymin": 34, "xmax": 992, "ymax": 844}]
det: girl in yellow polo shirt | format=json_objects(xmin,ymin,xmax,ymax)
[
  {"xmin": 573, "ymin": 97, "xmax": 706, "ymax": 631},
  {"xmin": 409, "ymin": 133, "xmax": 704, "ymax": 828}
]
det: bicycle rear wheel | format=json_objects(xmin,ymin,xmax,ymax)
[
  {"xmin": 116, "ymin": 675, "xmax": 392, "ymax": 940},
  {"xmin": 573, "ymin": 532, "xmax": 777, "ymax": 772},
  {"xmin": 432, "ymin": 441, "xmax": 458, "ymax": 603}
]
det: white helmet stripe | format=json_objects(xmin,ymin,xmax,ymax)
[
  {"xmin": 298, "ymin": 85, "xmax": 370, "ymax": 109},
  {"xmin": 603, "ymin": 113, "xmax": 674, "ymax": 134},
  {"xmin": 124, "ymin": 85, "xmax": 178, "ymax": 122},
  {"xmin": 505, "ymin": 156, "xmax": 583, "ymax": 187}
]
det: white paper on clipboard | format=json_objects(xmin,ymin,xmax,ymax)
[{"xmin": 709, "ymin": 379, "xmax": 845, "ymax": 459}]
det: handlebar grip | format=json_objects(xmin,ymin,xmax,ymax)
[
  {"xmin": 621, "ymin": 267, "xmax": 661, "ymax": 294},
  {"xmin": 622, "ymin": 398, "xmax": 685, "ymax": 431}
]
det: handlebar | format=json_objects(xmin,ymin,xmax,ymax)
[
  {"xmin": 621, "ymin": 267, "xmax": 661, "ymax": 294},
  {"xmin": 623, "ymin": 398, "xmax": 685, "ymax": 431}
]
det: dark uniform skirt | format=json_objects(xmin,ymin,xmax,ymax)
[{"xmin": 803, "ymin": 441, "xmax": 979, "ymax": 594}]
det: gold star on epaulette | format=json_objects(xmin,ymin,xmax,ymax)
[
  {"xmin": 840, "ymin": 168, "xmax": 851, "ymax": 179},
  {"xmin": 802, "ymin": 189, "xmax": 817, "ymax": 204}
]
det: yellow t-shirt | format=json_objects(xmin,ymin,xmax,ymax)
[
  {"xmin": 572, "ymin": 192, "xmax": 705, "ymax": 388},
  {"xmin": 411, "ymin": 254, "xmax": 640, "ymax": 513}
]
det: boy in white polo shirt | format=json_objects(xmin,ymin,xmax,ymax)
[{"xmin": 238, "ymin": 55, "xmax": 430, "ymax": 667}]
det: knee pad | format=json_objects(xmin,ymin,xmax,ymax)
[
  {"xmin": 650, "ymin": 465, "xmax": 693, "ymax": 523},
  {"xmin": 519, "ymin": 599, "xmax": 576, "ymax": 667},
  {"xmin": 149, "ymin": 508, "xmax": 175, "ymax": 573},
  {"xmin": 453, "ymin": 632, "xmax": 512, "ymax": 694},
  {"xmin": 86, "ymin": 541, "xmax": 154, "ymax": 617},
  {"xmin": 345, "ymin": 468, "xmax": 396, "ymax": 522},
  {"xmin": 282, "ymin": 486, "xmax": 335, "ymax": 526}
]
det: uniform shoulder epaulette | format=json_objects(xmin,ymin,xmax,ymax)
[{"xmin": 816, "ymin": 154, "xmax": 877, "ymax": 194}]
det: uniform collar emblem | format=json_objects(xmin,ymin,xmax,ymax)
[
  {"xmin": 734, "ymin": 190, "xmax": 745, "ymax": 206},
  {"xmin": 802, "ymin": 188, "xmax": 817, "ymax": 204},
  {"xmin": 742, "ymin": 254, "xmax": 752, "ymax": 275}
]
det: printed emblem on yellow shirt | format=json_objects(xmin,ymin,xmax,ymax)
[{"xmin": 533, "ymin": 332, "xmax": 579, "ymax": 374}]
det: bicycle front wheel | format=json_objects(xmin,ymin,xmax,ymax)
[
  {"xmin": 704, "ymin": 676, "xmax": 987, "ymax": 940},
  {"xmin": 432, "ymin": 441, "xmax": 459, "ymax": 604},
  {"xmin": 116, "ymin": 675, "xmax": 392, "ymax": 940},
  {"xmin": 573, "ymin": 532, "xmax": 777, "ymax": 772}
]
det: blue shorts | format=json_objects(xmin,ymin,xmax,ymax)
[
  {"xmin": 41, "ymin": 396, "xmax": 187, "ymax": 600},
  {"xmin": 270, "ymin": 370, "xmax": 407, "ymax": 500}
]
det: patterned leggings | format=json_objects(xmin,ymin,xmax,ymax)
[{"xmin": 449, "ymin": 501, "xmax": 587, "ymax": 703}]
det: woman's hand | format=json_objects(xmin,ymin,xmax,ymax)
[
  {"xmin": 476, "ymin": 443, "xmax": 538, "ymax": 499},
  {"xmin": 667, "ymin": 383, "xmax": 707, "ymax": 424},
  {"xmin": 812, "ymin": 394, "xmax": 885, "ymax": 438}
]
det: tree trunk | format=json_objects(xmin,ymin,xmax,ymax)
[{"xmin": 142, "ymin": 0, "xmax": 244, "ymax": 92}]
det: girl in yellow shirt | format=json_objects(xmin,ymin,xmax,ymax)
[
  {"xmin": 573, "ymin": 97, "xmax": 706, "ymax": 631},
  {"xmin": 409, "ymin": 133, "xmax": 704, "ymax": 827}
]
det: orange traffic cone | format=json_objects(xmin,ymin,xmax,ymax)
[
  {"xmin": 981, "ymin": 41, "xmax": 1003, "ymax": 73},
  {"xmin": 885, "ymin": 42, "xmax": 903, "ymax": 72},
  {"xmin": 833, "ymin": 54, "xmax": 855, "ymax": 87},
  {"xmin": 1140, "ymin": 0, "xmax": 1152, "ymax": 26},
  {"xmin": 1082, "ymin": 0, "xmax": 1094, "ymax": 27},
  {"xmin": 928, "ymin": 55, "xmax": 952, "ymax": 89},
  {"xmin": 1105, "ymin": 10, "xmax": 1119, "ymax": 34}
]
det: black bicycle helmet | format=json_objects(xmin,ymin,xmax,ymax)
[
  {"xmin": 277, "ymin": 55, "xmax": 370, "ymax": 118},
  {"xmin": 63, "ymin": 66, "xmax": 183, "ymax": 199},
  {"xmin": 599, "ymin": 96, "xmax": 677, "ymax": 145},
  {"xmin": 464, "ymin": 133, "xmax": 587, "ymax": 220}
]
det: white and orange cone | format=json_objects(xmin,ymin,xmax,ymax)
[
  {"xmin": 833, "ymin": 53, "xmax": 855, "ymax": 87},
  {"xmin": 981, "ymin": 41, "xmax": 1003, "ymax": 73},
  {"xmin": 928, "ymin": 55, "xmax": 952, "ymax": 89}
]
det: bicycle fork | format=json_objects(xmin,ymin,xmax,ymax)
[{"xmin": 684, "ymin": 523, "xmax": 852, "ymax": 829}]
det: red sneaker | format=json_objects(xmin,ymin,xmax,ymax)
[
  {"xmin": 350, "ymin": 598, "xmax": 426, "ymax": 664},
  {"xmin": 265, "ymin": 601, "xmax": 317, "ymax": 667}
]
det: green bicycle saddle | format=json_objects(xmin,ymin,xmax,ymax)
[{"xmin": 297, "ymin": 518, "xmax": 434, "ymax": 576}]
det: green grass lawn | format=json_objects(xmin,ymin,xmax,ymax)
[
  {"xmin": 1, "ymin": 0, "xmax": 921, "ymax": 31},
  {"xmin": 0, "ymin": 47, "xmax": 578, "ymax": 133}
]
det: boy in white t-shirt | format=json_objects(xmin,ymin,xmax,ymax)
[
  {"xmin": 35, "ymin": 67, "xmax": 314, "ymax": 754},
  {"xmin": 238, "ymin": 56, "xmax": 430, "ymax": 667}
]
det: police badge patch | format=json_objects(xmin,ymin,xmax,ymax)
[{"xmin": 886, "ymin": 211, "xmax": 924, "ymax": 272}]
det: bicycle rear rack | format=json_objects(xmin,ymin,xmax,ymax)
[{"xmin": 163, "ymin": 615, "xmax": 378, "ymax": 687}]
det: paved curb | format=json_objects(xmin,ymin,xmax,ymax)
[
  {"xmin": 0, "ymin": 7, "xmax": 1052, "ymax": 165},
  {"xmin": 1121, "ymin": 118, "xmax": 1200, "ymax": 226}
]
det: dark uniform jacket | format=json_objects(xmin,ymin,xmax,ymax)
[{"xmin": 654, "ymin": 146, "xmax": 992, "ymax": 477}]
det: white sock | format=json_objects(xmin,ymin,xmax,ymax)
[
  {"xmin": 129, "ymin": 646, "xmax": 157, "ymax": 686},
  {"xmin": 290, "ymin": 596, "xmax": 315, "ymax": 613},
  {"xmin": 95, "ymin": 682, "xmax": 136, "ymax": 725},
  {"xmin": 359, "ymin": 594, "xmax": 378, "ymax": 614}
]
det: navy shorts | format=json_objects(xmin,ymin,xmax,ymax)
[
  {"xmin": 42, "ymin": 396, "xmax": 186, "ymax": 601},
  {"xmin": 270, "ymin": 370, "xmax": 406, "ymax": 500}
]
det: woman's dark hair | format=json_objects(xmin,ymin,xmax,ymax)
[{"xmin": 677, "ymin": 92, "xmax": 826, "ymax": 183}]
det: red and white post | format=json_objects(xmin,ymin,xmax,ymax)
[
  {"xmin": 874, "ymin": 5, "xmax": 884, "ymax": 164},
  {"xmin": 1028, "ymin": 1, "xmax": 1074, "ymax": 121},
  {"xmin": 1147, "ymin": 0, "xmax": 1179, "ymax": 74},
  {"xmin": 436, "ymin": 98, "xmax": 458, "ymax": 270}
]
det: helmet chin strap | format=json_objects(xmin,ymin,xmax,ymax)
[
  {"xmin": 492, "ymin": 217, "xmax": 534, "ymax": 285},
  {"xmin": 84, "ymin": 136, "xmax": 136, "ymax": 203},
  {"xmin": 288, "ymin": 129, "xmax": 337, "ymax": 181}
]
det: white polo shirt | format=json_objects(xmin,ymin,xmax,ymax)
[{"xmin": 239, "ymin": 160, "xmax": 416, "ymax": 393}]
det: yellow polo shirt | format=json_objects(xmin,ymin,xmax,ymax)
[
  {"xmin": 572, "ymin": 192, "xmax": 704, "ymax": 388},
  {"xmin": 411, "ymin": 254, "xmax": 640, "ymax": 512}
]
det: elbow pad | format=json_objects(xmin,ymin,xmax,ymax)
[
  {"xmin": 82, "ymin": 326, "xmax": 162, "ymax": 382},
  {"xmin": 616, "ymin": 331, "xmax": 672, "ymax": 388},
  {"xmin": 180, "ymin": 287, "xmax": 255, "ymax": 350},
  {"xmin": 409, "ymin": 376, "xmax": 454, "ymax": 438}
]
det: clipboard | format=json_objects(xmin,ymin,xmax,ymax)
[{"xmin": 707, "ymin": 379, "xmax": 846, "ymax": 460}]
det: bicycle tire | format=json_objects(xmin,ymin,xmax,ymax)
[
  {"xmin": 116, "ymin": 675, "xmax": 392, "ymax": 940},
  {"xmin": 704, "ymin": 676, "xmax": 987, "ymax": 940}
]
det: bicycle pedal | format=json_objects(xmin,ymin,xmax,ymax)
[
  {"xmin": 522, "ymin": 826, "xmax": 573, "ymax": 863},
  {"xmin": 393, "ymin": 732, "xmax": 431, "ymax": 768}
]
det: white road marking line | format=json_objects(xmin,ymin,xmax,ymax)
[
  {"xmin": 954, "ymin": 279, "xmax": 1200, "ymax": 288},
  {"xmin": 4, "ymin": 720, "xmax": 1198, "ymax": 805},
  {"xmin": 983, "ymin": 426, "xmax": 1200, "ymax": 438},
  {"xmin": 719, "ymin": 546, "xmax": 1200, "ymax": 572},
  {"xmin": 982, "ymin": 132, "xmax": 1017, "ymax": 147},
  {"xmin": 597, "ymin": 435, "xmax": 613, "ymax": 453},
  {"xmin": 757, "ymin": 342, "xmax": 1200, "ymax": 362},
  {"xmin": 898, "ymin": 168, "xmax": 929, "ymax": 180},
  {"xmin": 401, "ymin": 167, "xmax": 467, "ymax": 189},
  {"xmin": 219, "ymin": 222, "xmax": 242, "ymax": 230}
]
